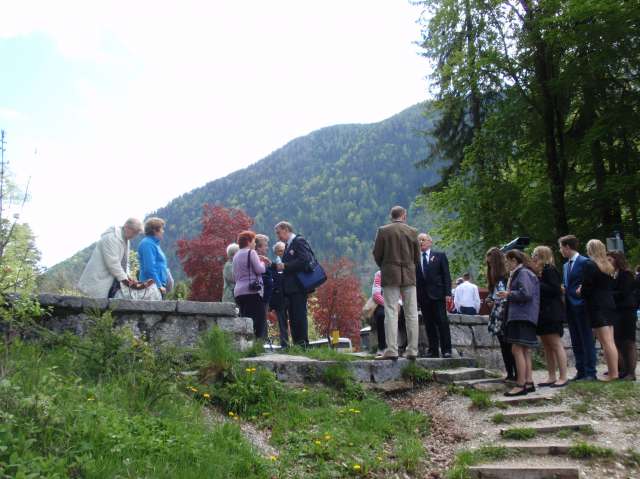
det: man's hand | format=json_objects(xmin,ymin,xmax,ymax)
[
  {"xmin": 576, "ymin": 285, "xmax": 582, "ymax": 296},
  {"xmin": 260, "ymin": 255, "xmax": 272, "ymax": 266},
  {"xmin": 276, "ymin": 263, "xmax": 285, "ymax": 271},
  {"xmin": 496, "ymin": 291, "xmax": 509, "ymax": 299},
  {"xmin": 445, "ymin": 295, "xmax": 452, "ymax": 302}
]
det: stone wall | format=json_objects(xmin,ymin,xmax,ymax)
[
  {"xmin": 363, "ymin": 313, "xmax": 640, "ymax": 370},
  {"xmin": 32, "ymin": 294, "xmax": 254, "ymax": 350}
]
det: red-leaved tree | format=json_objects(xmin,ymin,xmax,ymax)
[
  {"xmin": 311, "ymin": 257, "xmax": 364, "ymax": 350},
  {"xmin": 176, "ymin": 205, "xmax": 253, "ymax": 301}
]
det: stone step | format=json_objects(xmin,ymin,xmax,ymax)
[
  {"xmin": 500, "ymin": 421, "xmax": 593, "ymax": 436},
  {"xmin": 499, "ymin": 443, "xmax": 572, "ymax": 455},
  {"xmin": 493, "ymin": 394, "xmax": 556, "ymax": 407},
  {"xmin": 454, "ymin": 377, "xmax": 507, "ymax": 390},
  {"xmin": 240, "ymin": 354, "xmax": 477, "ymax": 383},
  {"xmin": 468, "ymin": 465, "xmax": 579, "ymax": 479},
  {"xmin": 433, "ymin": 367, "xmax": 487, "ymax": 383},
  {"xmin": 493, "ymin": 407, "xmax": 571, "ymax": 423}
]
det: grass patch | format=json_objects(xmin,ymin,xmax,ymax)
[
  {"xmin": 446, "ymin": 446, "xmax": 513, "ymax": 479},
  {"xmin": 447, "ymin": 384, "xmax": 496, "ymax": 410},
  {"xmin": 0, "ymin": 319, "xmax": 271, "ymax": 478},
  {"xmin": 401, "ymin": 362, "xmax": 434, "ymax": 386},
  {"xmin": 491, "ymin": 413, "xmax": 506, "ymax": 424},
  {"xmin": 562, "ymin": 381, "xmax": 640, "ymax": 419},
  {"xmin": 568, "ymin": 441, "xmax": 615, "ymax": 459},
  {"xmin": 624, "ymin": 448, "xmax": 640, "ymax": 467},
  {"xmin": 572, "ymin": 401, "xmax": 589, "ymax": 414},
  {"xmin": 501, "ymin": 427, "xmax": 536, "ymax": 440}
]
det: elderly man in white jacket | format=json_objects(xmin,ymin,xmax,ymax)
[{"xmin": 78, "ymin": 218, "xmax": 143, "ymax": 298}]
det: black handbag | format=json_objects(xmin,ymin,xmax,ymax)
[{"xmin": 247, "ymin": 250, "xmax": 262, "ymax": 292}]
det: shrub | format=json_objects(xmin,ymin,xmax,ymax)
[
  {"xmin": 501, "ymin": 427, "xmax": 536, "ymax": 440},
  {"xmin": 196, "ymin": 326, "xmax": 239, "ymax": 381},
  {"xmin": 568, "ymin": 441, "xmax": 614, "ymax": 459},
  {"xmin": 210, "ymin": 365, "xmax": 282, "ymax": 416},
  {"xmin": 322, "ymin": 363, "xmax": 364, "ymax": 400},
  {"xmin": 401, "ymin": 362, "xmax": 433, "ymax": 386}
]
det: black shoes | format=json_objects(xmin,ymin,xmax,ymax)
[{"xmin": 504, "ymin": 385, "xmax": 528, "ymax": 397}]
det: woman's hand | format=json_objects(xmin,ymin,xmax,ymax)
[
  {"xmin": 496, "ymin": 291, "xmax": 509, "ymax": 299},
  {"xmin": 259, "ymin": 255, "xmax": 272, "ymax": 266},
  {"xmin": 485, "ymin": 297, "xmax": 494, "ymax": 306}
]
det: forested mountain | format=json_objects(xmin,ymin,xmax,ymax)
[{"xmin": 41, "ymin": 103, "xmax": 440, "ymax": 291}]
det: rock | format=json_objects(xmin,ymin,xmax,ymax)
[
  {"xmin": 108, "ymin": 299, "xmax": 177, "ymax": 313},
  {"xmin": 176, "ymin": 300, "xmax": 237, "ymax": 316}
]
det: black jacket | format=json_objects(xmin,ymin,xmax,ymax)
[
  {"xmin": 612, "ymin": 270, "xmax": 638, "ymax": 311},
  {"xmin": 538, "ymin": 264, "xmax": 565, "ymax": 325},
  {"xmin": 415, "ymin": 250, "xmax": 452, "ymax": 301},
  {"xmin": 581, "ymin": 260, "xmax": 617, "ymax": 325},
  {"xmin": 281, "ymin": 235, "xmax": 314, "ymax": 295}
]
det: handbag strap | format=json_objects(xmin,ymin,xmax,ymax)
[{"xmin": 246, "ymin": 249, "xmax": 254, "ymax": 282}]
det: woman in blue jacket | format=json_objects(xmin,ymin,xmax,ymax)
[
  {"xmin": 497, "ymin": 249, "xmax": 540, "ymax": 397},
  {"xmin": 138, "ymin": 217, "xmax": 169, "ymax": 297}
]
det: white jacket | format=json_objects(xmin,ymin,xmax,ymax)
[{"xmin": 78, "ymin": 226, "xmax": 129, "ymax": 298}]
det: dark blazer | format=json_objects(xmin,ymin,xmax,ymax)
[
  {"xmin": 538, "ymin": 264, "xmax": 565, "ymax": 325},
  {"xmin": 581, "ymin": 260, "xmax": 617, "ymax": 325},
  {"xmin": 281, "ymin": 235, "xmax": 313, "ymax": 295},
  {"xmin": 612, "ymin": 270, "xmax": 638, "ymax": 311},
  {"xmin": 415, "ymin": 250, "xmax": 452, "ymax": 301},
  {"xmin": 563, "ymin": 254, "xmax": 588, "ymax": 306},
  {"xmin": 261, "ymin": 267, "xmax": 274, "ymax": 305},
  {"xmin": 269, "ymin": 267, "xmax": 285, "ymax": 310}
]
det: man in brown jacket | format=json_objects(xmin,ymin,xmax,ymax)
[{"xmin": 373, "ymin": 206, "xmax": 420, "ymax": 359}]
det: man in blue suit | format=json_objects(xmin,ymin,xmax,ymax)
[{"xmin": 559, "ymin": 235, "xmax": 597, "ymax": 380}]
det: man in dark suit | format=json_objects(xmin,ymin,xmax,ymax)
[
  {"xmin": 415, "ymin": 233, "xmax": 453, "ymax": 358},
  {"xmin": 274, "ymin": 221, "xmax": 313, "ymax": 347},
  {"xmin": 559, "ymin": 235, "xmax": 596, "ymax": 381}
]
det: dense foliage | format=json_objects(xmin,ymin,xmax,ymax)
[
  {"xmin": 41, "ymin": 104, "xmax": 440, "ymax": 291},
  {"xmin": 177, "ymin": 205, "xmax": 253, "ymax": 301},
  {"xmin": 416, "ymin": 0, "xmax": 640, "ymax": 270},
  {"xmin": 310, "ymin": 257, "xmax": 365, "ymax": 350}
]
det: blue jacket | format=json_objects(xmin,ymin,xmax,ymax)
[
  {"xmin": 563, "ymin": 254, "xmax": 588, "ymax": 307},
  {"xmin": 138, "ymin": 236, "xmax": 168, "ymax": 288}
]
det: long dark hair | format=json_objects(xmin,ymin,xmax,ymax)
[
  {"xmin": 607, "ymin": 251, "xmax": 630, "ymax": 272},
  {"xmin": 485, "ymin": 247, "xmax": 507, "ymax": 291},
  {"xmin": 505, "ymin": 249, "xmax": 535, "ymax": 272}
]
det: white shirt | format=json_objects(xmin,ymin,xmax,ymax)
[
  {"xmin": 286, "ymin": 233, "xmax": 297, "ymax": 249},
  {"xmin": 453, "ymin": 280, "xmax": 481, "ymax": 313}
]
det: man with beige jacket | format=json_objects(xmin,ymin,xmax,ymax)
[
  {"xmin": 78, "ymin": 218, "xmax": 143, "ymax": 298},
  {"xmin": 373, "ymin": 206, "xmax": 420, "ymax": 360}
]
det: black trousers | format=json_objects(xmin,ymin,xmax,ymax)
[
  {"xmin": 286, "ymin": 292, "xmax": 308, "ymax": 346},
  {"xmin": 421, "ymin": 297, "xmax": 452, "ymax": 356},
  {"xmin": 275, "ymin": 301, "xmax": 290, "ymax": 348},
  {"xmin": 373, "ymin": 305, "xmax": 387, "ymax": 351},
  {"xmin": 236, "ymin": 293, "xmax": 267, "ymax": 340},
  {"xmin": 498, "ymin": 334, "xmax": 517, "ymax": 379}
]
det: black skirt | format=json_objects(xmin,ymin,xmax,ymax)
[
  {"xmin": 505, "ymin": 320, "xmax": 539, "ymax": 347},
  {"xmin": 536, "ymin": 320, "xmax": 564, "ymax": 337}
]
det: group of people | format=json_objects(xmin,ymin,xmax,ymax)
[
  {"xmin": 221, "ymin": 221, "xmax": 316, "ymax": 347},
  {"xmin": 78, "ymin": 217, "xmax": 172, "ymax": 300},
  {"xmin": 371, "ymin": 206, "xmax": 639, "ymax": 397}
]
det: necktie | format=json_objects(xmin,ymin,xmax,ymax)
[
  {"xmin": 422, "ymin": 252, "xmax": 429, "ymax": 277},
  {"xmin": 568, "ymin": 259, "xmax": 574, "ymax": 273}
]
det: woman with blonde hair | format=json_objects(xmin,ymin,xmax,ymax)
[
  {"xmin": 532, "ymin": 246, "xmax": 568, "ymax": 387},
  {"xmin": 579, "ymin": 239, "xmax": 618, "ymax": 381}
]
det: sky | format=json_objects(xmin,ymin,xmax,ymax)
[{"xmin": 0, "ymin": 0, "xmax": 430, "ymax": 268}]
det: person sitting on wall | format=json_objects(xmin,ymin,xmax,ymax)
[
  {"xmin": 453, "ymin": 273, "xmax": 481, "ymax": 315},
  {"xmin": 78, "ymin": 218, "xmax": 143, "ymax": 298}
]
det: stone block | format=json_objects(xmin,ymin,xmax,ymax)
[
  {"xmin": 450, "ymin": 324, "xmax": 474, "ymax": 347},
  {"xmin": 468, "ymin": 466, "xmax": 579, "ymax": 479},
  {"xmin": 38, "ymin": 294, "xmax": 83, "ymax": 309},
  {"xmin": 472, "ymin": 325, "xmax": 498, "ymax": 348},
  {"xmin": 370, "ymin": 359, "xmax": 404, "ymax": 383},
  {"xmin": 347, "ymin": 361, "xmax": 374, "ymax": 383},
  {"xmin": 176, "ymin": 300, "xmax": 237, "ymax": 316},
  {"xmin": 448, "ymin": 313, "xmax": 489, "ymax": 326},
  {"xmin": 216, "ymin": 317, "xmax": 253, "ymax": 335},
  {"xmin": 108, "ymin": 299, "xmax": 177, "ymax": 313},
  {"xmin": 81, "ymin": 297, "xmax": 109, "ymax": 311}
]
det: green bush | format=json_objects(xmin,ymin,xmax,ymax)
[
  {"xmin": 501, "ymin": 427, "xmax": 536, "ymax": 440},
  {"xmin": 322, "ymin": 363, "xmax": 364, "ymax": 400},
  {"xmin": 210, "ymin": 365, "xmax": 282, "ymax": 416},
  {"xmin": 196, "ymin": 326, "xmax": 239, "ymax": 381},
  {"xmin": 568, "ymin": 441, "xmax": 614, "ymax": 459}
]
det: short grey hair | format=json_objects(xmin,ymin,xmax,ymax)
[
  {"xmin": 390, "ymin": 206, "xmax": 406, "ymax": 220},
  {"xmin": 274, "ymin": 221, "xmax": 294, "ymax": 232},
  {"xmin": 255, "ymin": 234, "xmax": 269, "ymax": 248},
  {"xmin": 226, "ymin": 242, "xmax": 239, "ymax": 259},
  {"xmin": 273, "ymin": 241, "xmax": 286, "ymax": 253},
  {"xmin": 124, "ymin": 217, "xmax": 143, "ymax": 233}
]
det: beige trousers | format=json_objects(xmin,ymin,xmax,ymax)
[{"xmin": 383, "ymin": 285, "xmax": 419, "ymax": 356}]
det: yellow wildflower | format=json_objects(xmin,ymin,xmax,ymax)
[
  {"xmin": 228, "ymin": 411, "xmax": 235, "ymax": 417},
  {"xmin": 314, "ymin": 440, "xmax": 322, "ymax": 446},
  {"xmin": 269, "ymin": 455, "xmax": 277, "ymax": 461},
  {"xmin": 203, "ymin": 393, "xmax": 210, "ymax": 399},
  {"xmin": 324, "ymin": 434, "xmax": 331, "ymax": 440},
  {"xmin": 250, "ymin": 367, "xmax": 257, "ymax": 372},
  {"xmin": 190, "ymin": 387, "xmax": 198, "ymax": 393},
  {"xmin": 87, "ymin": 397, "xmax": 95, "ymax": 401},
  {"xmin": 353, "ymin": 464, "xmax": 361, "ymax": 471}
]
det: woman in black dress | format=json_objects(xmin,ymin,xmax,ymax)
[
  {"xmin": 532, "ymin": 246, "xmax": 568, "ymax": 387},
  {"xmin": 580, "ymin": 239, "xmax": 618, "ymax": 381},
  {"xmin": 607, "ymin": 251, "xmax": 637, "ymax": 380}
]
